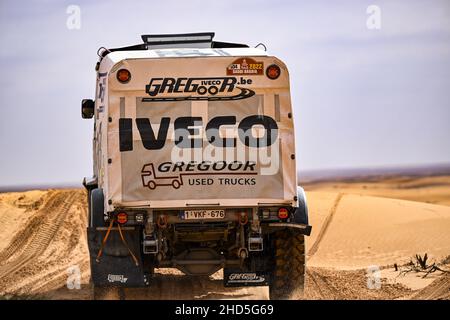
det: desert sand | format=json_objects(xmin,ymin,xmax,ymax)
[
  {"xmin": 303, "ymin": 175, "xmax": 450, "ymax": 206},
  {"xmin": 0, "ymin": 175, "xmax": 449, "ymax": 300}
]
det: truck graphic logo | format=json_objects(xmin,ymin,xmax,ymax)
[
  {"xmin": 141, "ymin": 163, "xmax": 183, "ymax": 189},
  {"xmin": 141, "ymin": 162, "xmax": 258, "ymax": 190}
]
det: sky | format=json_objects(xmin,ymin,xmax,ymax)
[{"xmin": 0, "ymin": 0, "xmax": 449, "ymax": 187}]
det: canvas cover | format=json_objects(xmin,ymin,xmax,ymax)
[{"xmin": 99, "ymin": 51, "xmax": 297, "ymax": 209}]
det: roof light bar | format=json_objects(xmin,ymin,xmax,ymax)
[{"xmin": 141, "ymin": 32, "xmax": 215, "ymax": 48}]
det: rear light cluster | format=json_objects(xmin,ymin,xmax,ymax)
[
  {"xmin": 260, "ymin": 207, "xmax": 291, "ymax": 221},
  {"xmin": 113, "ymin": 211, "xmax": 145, "ymax": 225}
]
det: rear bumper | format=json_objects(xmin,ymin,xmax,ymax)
[{"xmin": 263, "ymin": 222, "xmax": 312, "ymax": 236}]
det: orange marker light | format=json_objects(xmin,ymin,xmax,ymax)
[
  {"xmin": 266, "ymin": 64, "xmax": 281, "ymax": 80},
  {"xmin": 117, "ymin": 212, "xmax": 128, "ymax": 224},
  {"xmin": 278, "ymin": 208, "xmax": 289, "ymax": 219},
  {"xmin": 117, "ymin": 69, "xmax": 131, "ymax": 83}
]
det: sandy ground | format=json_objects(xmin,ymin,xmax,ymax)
[
  {"xmin": 0, "ymin": 176, "xmax": 449, "ymax": 300},
  {"xmin": 303, "ymin": 175, "xmax": 450, "ymax": 206}
]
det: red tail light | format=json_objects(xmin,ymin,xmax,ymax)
[
  {"xmin": 278, "ymin": 208, "xmax": 289, "ymax": 219},
  {"xmin": 117, "ymin": 212, "xmax": 128, "ymax": 224}
]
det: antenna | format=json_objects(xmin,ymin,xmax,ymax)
[{"xmin": 255, "ymin": 43, "xmax": 267, "ymax": 51}]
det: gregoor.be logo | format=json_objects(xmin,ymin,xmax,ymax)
[{"xmin": 144, "ymin": 77, "xmax": 255, "ymax": 101}]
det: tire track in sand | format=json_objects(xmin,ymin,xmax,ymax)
[
  {"xmin": 0, "ymin": 191, "xmax": 63, "ymax": 264},
  {"xmin": 410, "ymin": 274, "xmax": 450, "ymax": 300},
  {"xmin": 307, "ymin": 193, "xmax": 344, "ymax": 258},
  {"xmin": 304, "ymin": 193, "xmax": 345, "ymax": 299},
  {"xmin": 305, "ymin": 269, "xmax": 343, "ymax": 299},
  {"xmin": 0, "ymin": 191, "xmax": 77, "ymax": 285}
]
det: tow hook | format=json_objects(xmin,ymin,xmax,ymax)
[
  {"xmin": 238, "ymin": 217, "xmax": 248, "ymax": 265},
  {"xmin": 157, "ymin": 215, "xmax": 168, "ymax": 229},
  {"xmin": 248, "ymin": 233, "xmax": 263, "ymax": 251},
  {"xmin": 239, "ymin": 212, "xmax": 248, "ymax": 225},
  {"xmin": 143, "ymin": 231, "xmax": 158, "ymax": 254},
  {"xmin": 238, "ymin": 248, "xmax": 248, "ymax": 259}
]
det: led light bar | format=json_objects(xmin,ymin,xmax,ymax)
[{"xmin": 141, "ymin": 32, "xmax": 215, "ymax": 48}]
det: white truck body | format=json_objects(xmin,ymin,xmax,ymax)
[{"xmin": 94, "ymin": 48, "xmax": 298, "ymax": 211}]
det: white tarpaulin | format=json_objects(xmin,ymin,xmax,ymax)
[{"xmin": 101, "ymin": 53, "xmax": 297, "ymax": 209}]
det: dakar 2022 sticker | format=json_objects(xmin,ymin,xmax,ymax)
[{"xmin": 227, "ymin": 57, "xmax": 264, "ymax": 75}]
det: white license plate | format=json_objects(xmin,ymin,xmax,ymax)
[{"xmin": 182, "ymin": 209, "xmax": 225, "ymax": 220}]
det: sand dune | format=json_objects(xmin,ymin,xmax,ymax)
[
  {"xmin": 0, "ymin": 176, "xmax": 449, "ymax": 300},
  {"xmin": 303, "ymin": 175, "xmax": 450, "ymax": 206},
  {"xmin": 306, "ymin": 192, "xmax": 450, "ymax": 269}
]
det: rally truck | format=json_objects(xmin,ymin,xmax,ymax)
[{"xmin": 81, "ymin": 33, "xmax": 311, "ymax": 300}]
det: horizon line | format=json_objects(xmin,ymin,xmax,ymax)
[{"xmin": 1, "ymin": 162, "xmax": 450, "ymax": 192}]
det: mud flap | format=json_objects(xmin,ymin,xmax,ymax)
[
  {"xmin": 223, "ymin": 269, "xmax": 269, "ymax": 287},
  {"xmin": 87, "ymin": 228, "xmax": 148, "ymax": 287}
]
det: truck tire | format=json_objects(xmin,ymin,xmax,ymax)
[
  {"xmin": 89, "ymin": 188, "xmax": 105, "ymax": 228},
  {"xmin": 269, "ymin": 230, "xmax": 305, "ymax": 300}
]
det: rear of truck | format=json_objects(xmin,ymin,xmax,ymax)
[{"xmin": 82, "ymin": 34, "xmax": 311, "ymax": 300}]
